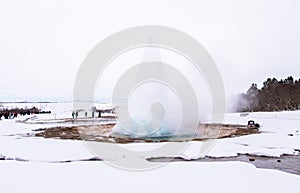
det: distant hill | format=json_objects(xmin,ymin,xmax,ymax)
[{"xmin": 236, "ymin": 76, "xmax": 300, "ymax": 112}]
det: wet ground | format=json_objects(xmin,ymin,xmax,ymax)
[
  {"xmin": 1, "ymin": 151, "xmax": 299, "ymax": 175},
  {"xmin": 147, "ymin": 153, "xmax": 300, "ymax": 176}
]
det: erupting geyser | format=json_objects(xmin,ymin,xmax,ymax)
[
  {"xmin": 111, "ymin": 81, "xmax": 182, "ymax": 137},
  {"xmin": 110, "ymin": 46, "xmax": 212, "ymax": 139}
]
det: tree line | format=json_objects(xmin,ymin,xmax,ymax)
[
  {"xmin": 0, "ymin": 107, "xmax": 51, "ymax": 119},
  {"xmin": 236, "ymin": 76, "xmax": 300, "ymax": 112}
]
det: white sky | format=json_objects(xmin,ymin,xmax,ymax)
[{"xmin": 0, "ymin": 0, "xmax": 299, "ymax": 101}]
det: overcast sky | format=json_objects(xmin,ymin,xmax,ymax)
[{"xmin": 0, "ymin": 0, "xmax": 299, "ymax": 101}]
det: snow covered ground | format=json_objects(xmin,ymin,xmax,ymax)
[
  {"xmin": 0, "ymin": 161, "xmax": 299, "ymax": 193},
  {"xmin": 0, "ymin": 102, "xmax": 299, "ymax": 192}
]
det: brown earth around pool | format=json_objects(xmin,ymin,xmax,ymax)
[{"xmin": 32, "ymin": 123, "xmax": 260, "ymax": 143}]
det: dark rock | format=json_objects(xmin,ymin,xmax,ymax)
[
  {"xmin": 249, "ymin": 158, "xmax": 255, "ymax": 162},
  {"xmin": 0, "ymin": 154, "xmax": 5, "ymax": 160},
  {"xmin": 15, "ymin": 157, "xmax": 29, "ymax": 162},
  {"xmin": 88, "ymin": 157, "xmax": 103, "ymax": 161}
]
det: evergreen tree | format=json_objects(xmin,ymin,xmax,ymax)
[{"xmin": 237, "ymin": 76, "xmax": 300, "ymax": 112}]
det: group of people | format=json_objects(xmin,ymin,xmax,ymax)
[
  {"xmin": 71, "ymin": 111, "xmax": 79, "ymax": 119},
  {"xmin": 71, "ymin": 111, "xmax": 101, "ymax": 119}
]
